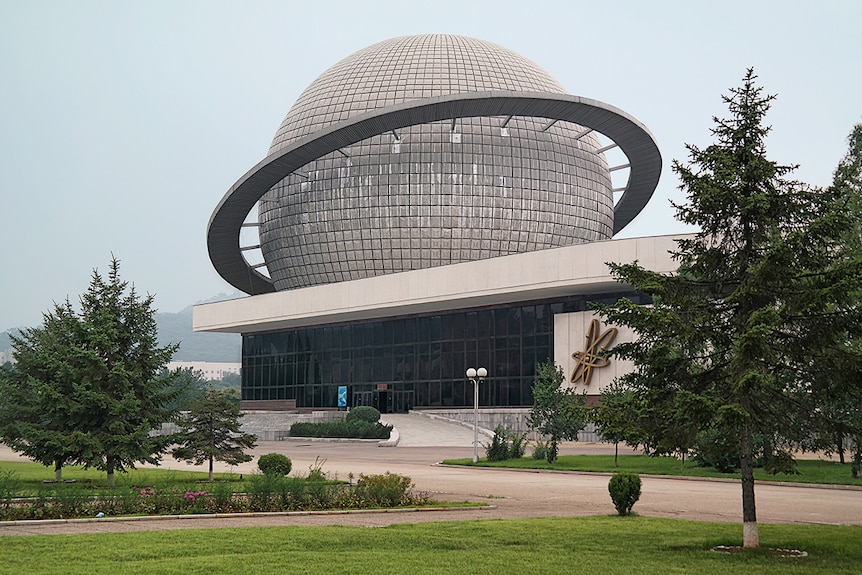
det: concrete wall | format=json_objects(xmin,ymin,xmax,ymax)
[
  {"xmin": 160, "ymin": 410, "xmax": 346, "ymax": 442},
  {"xmin": 418, "ymin": 408, "xmax": 601, "ymax": 443},
  {"xmin": 554, "ymin": 311, "xmax": 637, "ymax": 396}
]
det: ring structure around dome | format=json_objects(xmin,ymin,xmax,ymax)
[
  {"xmin": 196, "ymin": 35, "xmax": 676, "ymax": 415},
  {"xmin": 208, "ymin": 91, "xmax": 661, "ymax": 295}
]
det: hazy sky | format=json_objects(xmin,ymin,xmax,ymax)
[{"xmin": 1, "ymin": 0, "xmax": 860, "ymax": 330}]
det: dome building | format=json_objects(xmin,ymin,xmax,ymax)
[{"xmin": 196, "ymin": 35, "xmax": 679, "ymax": 415}]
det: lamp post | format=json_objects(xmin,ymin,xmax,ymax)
[{"xmin": 466, "ymin": 367, "xmax": 487, "ymax": 463}]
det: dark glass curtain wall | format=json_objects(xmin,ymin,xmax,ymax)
[{"xmin": 242, "ymin": 292, "xmax": 644, "ymax": 409}]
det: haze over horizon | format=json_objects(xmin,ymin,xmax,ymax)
[{"xmin": 2, "ymin": 0, "xmax": 860, "ymax": 330}]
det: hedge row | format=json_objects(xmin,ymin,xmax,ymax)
[{"xmin": 289, "ymin": 420, "xmax": 392, "ymax": 439}]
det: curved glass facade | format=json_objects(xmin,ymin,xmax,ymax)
[
  {"xmin": 242, "ymin": 291, "xmax": 648, "ymax": 410},
  {"xmin": 260, "ymin": 117, "xmax": 612, "ymax": 290}
]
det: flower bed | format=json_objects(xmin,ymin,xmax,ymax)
[{"xmin": 0, "ymin": 473, "xmax": 430, "ymax": 521}]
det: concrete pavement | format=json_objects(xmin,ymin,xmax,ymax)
[{"xmin": 379, "ymin": 412, "xmax": 491, "ymax": 447}]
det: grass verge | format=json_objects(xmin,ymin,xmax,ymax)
[
  {"xmin": 441, "ymin": 454, "xmax": 862, "ymax": 486},
  {"xmin": 1, "ymin": 516, "xmax": 860, "ymax": 574},
  {"xmin": 0, "ymin": 461, "xmax": 241, "ymax": 496}
]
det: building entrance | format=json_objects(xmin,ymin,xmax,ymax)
[{"xmin": 352, "ymin": 389, "xmax": 415, "ymax": 414}]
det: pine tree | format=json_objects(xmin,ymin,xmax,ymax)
[
  {"xmin": 172, "ymin": 389, "xmax": 257, "ymax": 480},
  {"xmin": 1, "ymin": 259, "xmax": 181, "ymax": 485},
  {"xmin": 598, "ymin": 71, "xmax": 862, "ymax": 548},
  {"xmin": 72, "ymin": 258, "xmax": 181, "ymax": 486},
  {"xmin": 0, "ymin": 301, "xmax": 84, "ymax": 481}
]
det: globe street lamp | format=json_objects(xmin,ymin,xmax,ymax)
[{"xmin": 466, "ymin": 367, "xmax": 487, "ymax": 463}]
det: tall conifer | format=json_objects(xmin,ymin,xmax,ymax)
[
  {"xmin": 0, "ymin": 258, "xmax": 181, "ymax": 486},
  {"xmin": 599, "ymin": 71, "xmax": 862, "ymax": 548}
]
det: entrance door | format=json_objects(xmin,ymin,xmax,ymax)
[{"xmin": 351, "ymin": 389, "xmax": 413, "ymax": 413}]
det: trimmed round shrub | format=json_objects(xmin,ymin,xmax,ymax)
[
  {"xmin": 608, "ymin": 472, "xmax": 641, "ymax": 516},
  {"xmin": 346, "ymin": 405, "xmax": 381, "ymax": 424},
  {"xmin": 257, "ymin": 453, "xmax": 292, "ymax": 477}
]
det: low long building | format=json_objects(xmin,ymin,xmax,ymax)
[{"xmin": 166, "ymin": 361, "xmax": 241, "ymax": 381}]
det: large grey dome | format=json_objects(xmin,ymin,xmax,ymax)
[
  {"xmin": 256, "ymin": 34, "xmax": 615, "ymax": 292},
  {"xmin": 269, "ymin": 35, "xmax": 571, "ymax": 152}
]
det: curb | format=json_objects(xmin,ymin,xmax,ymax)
[
  {"xmin": 377, "ymin": 425, "xmax": 400, "ymax": 447},
  {"xmin": 0, "ymin": 505, "xmax": 494, "ymax": 528}
]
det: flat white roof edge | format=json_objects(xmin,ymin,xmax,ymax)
[{"xmin": 194, "ymin": 234, "xmax": 688, "ymax": 334}]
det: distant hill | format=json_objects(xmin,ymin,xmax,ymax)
[
  {"xmin": 1, "ymin": 294, "xmax": 243, "ymax": 364},
  {"xmin": 0, "ymin": 330, "xmax": 12, "ymax": 350},
  {"xmin": 155, "ymin": 304, "xmax": 241, "ymax": 362}
]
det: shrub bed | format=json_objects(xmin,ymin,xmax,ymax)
[
  {"xmin": 346, "ymin": 406, "xmax": 381, "ymax": 423},
  {"xmin": 0, "ymin": 472, "xmax": 429, "ymax": 521}
]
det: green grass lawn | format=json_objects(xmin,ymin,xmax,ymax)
[
  {"xmin": 442, "ymin": 454, "xmax": 862, "ymax": 486},
  {"xmin": 0, "ymin": 461, "xmax": 241, "ymax": 496},
  {"xmin": 1, "ymin": 516, "xmax": 860, "ymax": 574}
]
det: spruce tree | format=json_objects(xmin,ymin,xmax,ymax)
[
  {"xmin": 599, "ymin": 71, "xmax": 862, "ymax": 548},
  {"xmin": 797, "ymin": 123, "xmax": 862, "ymax": 478},
  {"xmin": 172, "ymin": 389, "xmax": 257, "ymax": 480},
  {"xmin": 0, "ymin": 301, "xmax": 84, "ymax": 481},
  {"xmin": 1, "ymin": 258, "xmax": 181, "ymax": 486},
  {"xmin": 73, "ymin": 258, "xmax": 180, "ymax": 485}
]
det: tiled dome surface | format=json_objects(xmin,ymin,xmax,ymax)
[{"xmin": 258, "ymin": 34, "xmax": 613, "ymax": 290}]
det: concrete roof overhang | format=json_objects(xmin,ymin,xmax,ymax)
[
  {"xmin": 194, "ymin": 234, "xmax": 689, "ymax": 335},
  {"xmin": 207, "ymin": 91, "xmax": 662, "ymax": 295}
]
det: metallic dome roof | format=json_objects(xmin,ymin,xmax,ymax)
[
  {"xmin": 269, "ymin": 34, "xmax": 568, "ymax": 153},
  {"xmin": 207, "ymin": 35, "xmax": 661, "ymax": 295}
]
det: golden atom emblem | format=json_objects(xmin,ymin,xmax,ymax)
[{"xmin": 570, "ymin": 319, "xmax": 618, "ymax": 385}]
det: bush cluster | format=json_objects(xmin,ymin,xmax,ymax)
[
  {"xmin": 692, "ymin": 428, "xmax": 742, "ymax": 473},
  {"xmin": 532, "ymin": 440, "xmax": 549, "ymax": 461},
  {"xmin": 608, "ymin": 472, "xmax": 641, "ymax": 516},
  {"xmin": 346, "ymin": 406, "xmax": 381, "ymax": 424},
  {"xmin": 354, "ymin": 472, "xmax": 415, "ymax": 507},
  {"xmin": 290, "ymin": 419, "xmax": 392, "ymax": 439},
  {"xmin": 692, "ymin": 429, "xmax": 796, "ymax": 475},
  {"xmin": 485, "ymin": 426, "xmax": 527, "ymax": 461}
]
